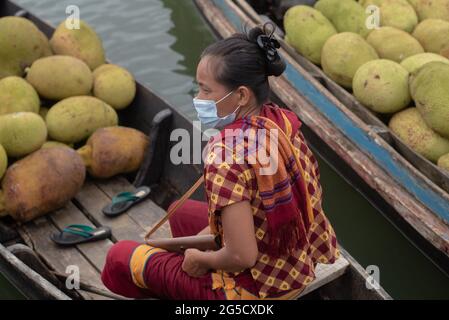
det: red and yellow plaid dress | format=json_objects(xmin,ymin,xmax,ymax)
[{"xmin": 204, "ymin": 104, "xmax": 340, "ymax": 299}]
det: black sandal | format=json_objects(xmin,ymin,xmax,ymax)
[
  {"xmin": 51, "ymin": 224, "xmax": 111, "ymax": 246},
  {"xmin": 102, "ymin": 186, "xmax": 151, "ymax": 217}
]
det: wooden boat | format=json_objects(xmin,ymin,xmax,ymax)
[
  {"xmin": 0, "ymin": 0, "xmax": 392, "ymax": 300},
  {"xmin": 194, "ymin": 0, "xmax": 449, "ymax": 270},
  {"xmin": 236, "ymin": 0, "xmax": 449, "ymax": 196}
]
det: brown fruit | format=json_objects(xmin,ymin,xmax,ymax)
[
  {"xmin": 77, "ymin": 126, "xmax": 149, "ymax": 178},
  {"xmin": 0, "ymin": 147, "xmax": 86, "ymax": 222}
]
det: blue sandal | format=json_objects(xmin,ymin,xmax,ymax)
[
  {"xmin": 51, "ymin": 224, "xmax": 111, "ymax": 246},
  {"xmin": 102, "ymin": 186, "xmax": 151, "ymax": 217}
]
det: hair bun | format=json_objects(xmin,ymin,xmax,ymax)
[
  {"xmin": 247, "ymin": 23, "xmax": 286, "ymax": 77},
  {"xmin": 266, "ymin": 57, "xmax": 286, "ymax": 77}
]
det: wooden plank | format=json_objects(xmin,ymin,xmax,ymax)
[
  {"xmin": 49, "ymin": 201, "xmax": 113, "ymax": 272},
  {"xmin": 0, "ymin": 243, "xmax": 71, "ymax": 300},
  {"xmin": 298, "ymin": 256, "xmax": 349, "ymax": 298},
  {"xmin": 392, "ymin": 134, "xmax": 449, "ymax": 192},
  {"xmin": 74, "ymin": 180, "xmax": 145, "ymax": 242},
  {"xmin": 95, "ymin": 176, "xmax": 351, "ymax": 299},
  {"xmin": 339, "ymin": 248, "xmax": 392, "ymax": 300},
  {"xmin": 19, "ymin": 217, "xmax": 105, "ymax": 300},
  {"xmin": 94, "ymin": 177, "xmax": 172, "ymax": 239}
]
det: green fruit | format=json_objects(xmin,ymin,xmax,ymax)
[
  {"xmin": 92, "ymin": 64, "xmax": 116, "ymax": 78},
  {"xmin": 283, "ymin": 5, "xmax": 337, "ymax": 65},
  {"xmin": 321, "ymin": 32, "xmax": 379, "ymax": 88},
  {"xmin": 0, "ymin": 17, "xmax": 46, "ymax": 79},
  {"xmin": 50, "ymin": 20, "xmax": 106, "ymax": 70},
  {"xmin": 413, "ymin": 0, "xmax": 449, "ymax": 21},
  {"xmin": 441, "ymin": 44, "xmax": 449, "ymax": 59},
  {"xmin": 361, "ymin": 0, "xmax": 385, "ymax": 7},
  {"xmin": 46, "ymin": 96, "xmax": 118, "ymax": 144},
  {"xmin": 0, "ymin": 144, "xmax": 6, "ymax": 180},
  {"xmin": 39, "ymin": 107, "xmax": 49, "ymax": 121},
  {"xmin": 0, "ymin": 112, "xmax": 47, "ymax": 158},
  {"xmin": 0, "ymin": 76, "xmax": 40, "ymax": 115},
  {"xmin": 410, "ymin": 62, "xmax": 449, "ymax": 138},
  {"xmin": 93, "ymin": 64, "xmax": 136, "ymax": 110},
  {"xmin": 26, "ymin": 55, "xmax": 93, "ymax": 100},
  {"xmin": 412, "ymin": 19, "xmax": 449, "ymax": 58},
  {"xmin": 389, "ymin": 108, "xmax": 449, "ymax": 162},
  {"xmin": 353, "ymin": 59, "xmax": 411, "ymax": 113},
  {"xmin": 367, "ymin": 27, "xmax": 424, "ymax": 62},
  {"xmin": 38, "ymin": 30, "xmax": 52, "ymax": 57},
  {"xmin": 315, "ymin": 0, "xmax": 370, "ymax": 36},
  {"xmin": 379, "ymin": 0, "xmax": 418, "ymax": 32},
  {"xmin": 363, "ymin": 0, "xmax": 418, "ymax": 32},
  {"xmin": 407, "ymin": 0, "xmax": 419, "ymax": 10},
  {"xmin": 41, "ymin": 141, "xmax": 72, "ymax": 149},
  {"xmin": 400, "ymin": 52, "xmax": 449, "ymax": 72},
  {"xmin": 437, "ymin": 153, "xmax": 449, "ymax": 170}
]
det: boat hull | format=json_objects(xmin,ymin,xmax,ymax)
[
  {"xmin": 0, "ymin": 0, "xmax": 391, "ymax": 300},
  {"xmin": 194, "ymin": 0, "xmax": 449, "ymax": 269}
]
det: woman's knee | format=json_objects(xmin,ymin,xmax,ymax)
[
  {"xmin": 101, "ymin": 241, "xmax": 140, "ymax": 292},
  {"xmin": 104, "ymin": 241, "xmax": 138, "ymax": 267}
]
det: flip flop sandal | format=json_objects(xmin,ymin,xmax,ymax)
[
  {"xmin": 51, "ymin": 224, "xmax": 111, "ymax": 246},
  {"xmin": 102, "ymin": 186, "xmax": 151, "ymax": 217}
]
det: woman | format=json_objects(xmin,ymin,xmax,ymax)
[{"xmin": 101, "ymin": 24, "xmax": 339, "ymax": 300}]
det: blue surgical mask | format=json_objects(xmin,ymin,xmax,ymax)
[{"xmin": 193, "ymin": 91, "xmax": 241, "ymax": 129}]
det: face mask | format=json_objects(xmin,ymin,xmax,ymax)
[{"xmin": 193, "ymin": 91, "xmax": 241, "ymax": 129}]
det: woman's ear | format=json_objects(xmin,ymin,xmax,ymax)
[{"xmin": 236, "ymin": 86, "xmax": 252, "ymax": 107}]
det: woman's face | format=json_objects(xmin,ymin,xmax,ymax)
[{"xmin": 195, "ymin": 56, "xmax": 241, "ymax": 118}]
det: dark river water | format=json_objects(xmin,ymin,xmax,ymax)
[{"xmin": 1, "ymin": 0, "xmax": 448, "ymax": 299}]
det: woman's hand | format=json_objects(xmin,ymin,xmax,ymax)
[{"xmin": 182, "ymin": 248, "xmax": 209, "ymax": 277}]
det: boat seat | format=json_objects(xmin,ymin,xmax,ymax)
[{"xmin": 291, "ymin": 256, "xmax": 350, "ymax": 299}]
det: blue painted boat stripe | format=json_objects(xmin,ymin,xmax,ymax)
[{"xmin": 212, "ymin": 0, "xmax": 449, "ymax": 222}]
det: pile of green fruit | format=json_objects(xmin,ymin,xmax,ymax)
[
  {"xmin": 284, "ymin": 0, "xmax": 449, "ymax": 172},
  {"xmin": 0, "ymin": 16, "xmax": 147, "ymax": 222}
]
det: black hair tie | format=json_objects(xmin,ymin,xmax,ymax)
[
  {"xmin": 256, "ymin": 34, "xmax": 281, "ymax": 63},
  {"xmin": 255, "ymin": 22, "xmax": 281, "ymax": 63},
  {"xmin": 246, "ymin": 21, "xmax": 286, "ymax": 77}
]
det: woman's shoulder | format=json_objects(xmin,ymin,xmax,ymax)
[{"xmin": 203, "ymin": 127, "xmax": 255, "ymax": 185}]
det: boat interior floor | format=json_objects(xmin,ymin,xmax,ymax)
[
  {"xmin": 14, "ymin": 176, "xmax": 169, "ymax": 299},
  {"xmin": 10, "ymin": 175, "xmax": 349, "ymax": 300}
]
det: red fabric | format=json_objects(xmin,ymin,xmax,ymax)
[
  {"xmin": 259, "ymin": 102, "xmax": 302, "ymax": 136},
  {"xmin": 168, "ymin": 199, "xmax": 209, "ymax": 237},
  {"xmin": 213, "ymin": 103, "xmax": 312, "ymax": 256},
  {"xmin": 101, "ymin": 103, "xmax": 337, "ymax": 299},
  {"xmin": 224, "ymin": 102, "xmax": 302, "ymax": 143},
  {"xmin": 101, "ymin": 240, "xmax": 155, "ymax": 299},
  {"xmin": 101, "ymin": 199, "xmax": 226, "ymax": 300}
]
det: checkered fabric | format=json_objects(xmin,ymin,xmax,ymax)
[{"xmin": 204, "ymin": 124, "xmax": 340, "ymax": 299}]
